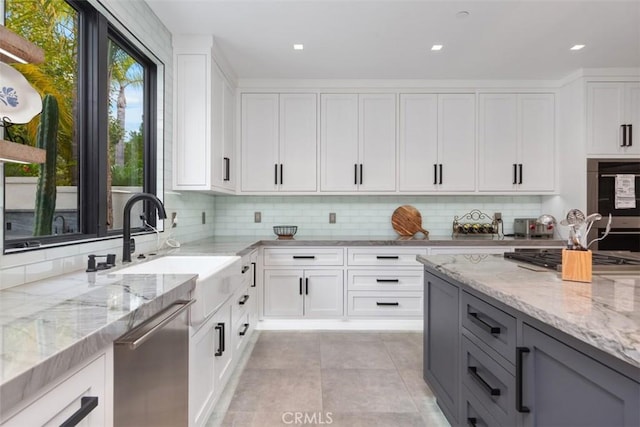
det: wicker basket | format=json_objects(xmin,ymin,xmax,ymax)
[{"xmin": 273, "ymin": 225, "xmax": 297, "ymax": 239}]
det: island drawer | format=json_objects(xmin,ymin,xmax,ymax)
[
  {"xmin": 347, "ymin": 248, "xmax": 427, "ymax": 267},
  {"xmin": 263, "ymin": 248, "xmax": 344, "ymax": 266},
  {"xmin": 347, "ymin": 269, "xmax": 423, "ymax": 291},
  {"xmin": 462, "ymin": 291, "xmax": 516, "ymax": 364},
  {"xmin": 462, "ymin": 385, "xmax": 501, "ymax": 427},
  {"xmin": 347, "ymin": 291, "xmax": 423, "ymax": 317},
  {"xmin": 461, "ymin": 336, "xmax": 516, "ymax": 427}
]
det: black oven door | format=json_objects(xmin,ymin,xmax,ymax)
[
  {"xmin": 596, "ymin": 162, "xmax": 640, "ymax": 217},
  {"xmin": 596, "ymin": 228, "xmax": 640, "ymax": 252}
]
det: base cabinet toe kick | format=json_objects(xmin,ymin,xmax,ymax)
[{"xmin": 423, "ymin": 267, "xmax": 640, "ymax": 427}]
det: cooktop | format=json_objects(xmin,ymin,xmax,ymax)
[{"xmin": 503, "ymin": 249, "xmax": 640, "ymax": 272}]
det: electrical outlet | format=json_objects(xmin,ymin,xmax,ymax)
[
  {"xmin": 329, "ymin": 213, "xmax": 336, "ymax": 224},
  {"xmin": 202, "ymin": 212, "xmax": 206, "ymax": 224},
  {"xmin": 171, "ymin": 212, "xmax": 177, "ymax": 228},
  {"xmin": 254, "ymin": 212, "xmax": 262, "ymax": 223},
  {"xmin": 494, "ymin": 212, "xmax": 502, "ymax": 221}
]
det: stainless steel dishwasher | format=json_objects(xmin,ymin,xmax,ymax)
[{"xmin": 114, "ymin": 299, "xmax": 194, "ymax": 427}]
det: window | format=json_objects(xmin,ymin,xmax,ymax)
[{"xmin": 2, "ymin": 0, "xmax": 159, "ymax": 251}]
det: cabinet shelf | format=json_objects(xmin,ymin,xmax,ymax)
[{"xmin": 0, "ymin": 25, "xmax": 45, "ymax": 64}]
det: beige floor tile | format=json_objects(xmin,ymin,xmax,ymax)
[
  {"xmin": 247, "ymin": 338, "xmax": 321, "ymax": 369},
  {"xmin": 320, "ymin": 340, "xmax": 395, "ymax": 369},
  {"xmin": 328, "ymin": 412, "xmax": 428, "ymax": 427}
]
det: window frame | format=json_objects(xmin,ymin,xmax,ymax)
[{"xmin": 3, "ymin": 0, "xmax": 161, "ymax": 252}]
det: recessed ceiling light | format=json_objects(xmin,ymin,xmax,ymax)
[
  {"xmin": 431, "ymin": 45, "xmax": 443, "ymax": 51},
  {"xmin": 293, "ymin": 44, "xmax": 304, "ymax": 50},
  {"xmin": 570, "ymin": 44, "xmax": 585, "ymax": 51}
]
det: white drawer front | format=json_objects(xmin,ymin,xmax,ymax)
[
  {"xmin": 347, "ymin": 269, "xmax": 423, "ymax": 291},
  {"xmin": 348, "ymin": 291, "xmax": 423, "ymax": 317},
  {"xmin": 231, "ymin": 285, "xmax": 251, "ymax": 325},
  {"xmin": 263, "ymin": 248, "xmax": 344, "ymax": 266},
  {"xmin": 347, "ymin": 248, "xmax": 427, "ymax": 266}
]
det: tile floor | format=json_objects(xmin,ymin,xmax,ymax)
[{"xmin": 206, "ymin": 331, "xmax": 450, "ymax": 427}]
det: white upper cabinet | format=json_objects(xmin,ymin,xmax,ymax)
[
  {"xmin": 478, "ymin": 93, "xmax": 555, "ymax": 192},
  {"xmin": 399, "ymin": 94, "xmax": 475, "ymax": 192},
  {"xmin": 586, "ymin": 82, "xmax": 640, "ymax": 156},
  {"xmin": 173, "ymin": 35, "xmax": 236, "ymax": 193},
  {"xmin": 241, "ymin": 93, "xmax": 317, "ymax": 192},
  {"xmin": 321, "ymin": 93, "xmax": 396, "ymax": 192}
]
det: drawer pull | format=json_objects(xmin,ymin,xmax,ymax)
[
  {"xmin": 376, "ymin": 302, "xmax": 399, "ymax": 306},
  {"xmin": 238, "ymin": 294, "xmax": 250, "ymax": 305},
  {"xmin": 239, "ymin": 323, "xmax": 250, "ymax": 336},
  {"xmin": 468, "ymin": 311, "xmax": 501, "ymax": 335},
  {"xmin": 293, "ymin": 255, "xmax": 316, "ymax": 259},
  {"xmin": 215, "ymin": 322, "xmax": 225, "ymax": 356},
  {"xmin": 376, "ymin": 279, "xmax": 400, "ymax": 283},
  {"xmin": 468, "ymin": 366, "xmax": 501, "ymax": 396},
  {"xmin": 299, "ymin": 278, "xmax": 303, "ymax": 295},
  {"xmin": 241, "ymin": 265, "xmax": 250, "ymax": 274},
  {"xmin": 376, "ymin": 255, "xmax": 399, "ymax": 260},
  {"xmin": 60, "ymin": 396, "xmax": 99, "ymax": 427},
  {"xmin": 516, "ymin": 347, "xmax": 531, "ymax": 413},
  {"xmin": 467, "ymin": 417, "xmax": 478, "ymax": 427},
  {"xmin": 251, "ymin": 262, "xmax": 256, "ymax": 287}
]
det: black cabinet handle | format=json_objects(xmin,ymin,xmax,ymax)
[
  {"xmin": 629, "ymin": 124, "xmax": 633, "ymax": 147},
  {"xmin": 434, "ymin": 164, "xmax": 438, "ymax": 185},
  {"xmin": 467, "ymin": 417, "xmax": 478, "ymax": 427},
  {"xmin": 299, "ymin": 277, "xmax": 303, "ymax": 295},
  {"xmin": 239, "ymin": 323, "xmax": 250, "ymax": 336},
  {"xmin": 215, "ymin": 323, "xmax": 225, "ymax": 356},
  {"xmin": 60, "ymin": 396, "xmax": 99, "ymax": 427},
  {"xmin": 516, "ymin": 347, "xmax": 531, "ymax": 413},
  {"xmin": 280, "ymin": 163, "xmax": 283, "ymax": 185},
  {"xmin": 354, "ymin": 163, "xmax": 358, "ymax": 185},
  {"xmin": 621, "ymin": 124, "xmax": 627, "ymax": 147},
  {"xmin": 359, "ymin": 164, "xmax": 363, "ymax": 185},
  {"xmin": 293, "ymin": 255, "xmax": 316, "ymax": 259},
  {"xmin": 305, "ymin": 277, "xmax": 309, "ymax": 295},
  {"xmin": 251, "ymin": 262, "xmax": 256, "ymax": 287},
  {"xmin": 376, "ymin": 278, "xmax": 399, "ymax": 283},
  {"xmin": 513, "ymin": 163, "xmax": 517, "ymax": 184},
  {"xmin": 238, "ymin": 294, "xmax": 250, "ymax": 305},
  {"xmin": 241, "ymin": 265, "xmax": 250, "ymax": 274},
  {"xmin": 275, "ymin": 164, "xmax": 278, "ymax": 185},
  {"xmin": 223, "ymin": 157, "xmax": 230, "ymax": 181},
  {"xmin": 439, "ymin": 164, "xmax": 443, "ymax": 184},
  {"xmin": 468, "ymin": 366, "xmax": 501, "ymax": 396},
  {"xmin": 518, "ymin": 164, "xmax": 523, "ymax": 184},
  {"xmin": 376, "ymin": 255, "xmax": 399, "ymax": 259},
  {"xmin": 468, "ymin": 311, "xmax": 501, "ymax": 335},
  {"xmin": 376, "ymin": 302, "xmax": 399, "ymax": 306}
]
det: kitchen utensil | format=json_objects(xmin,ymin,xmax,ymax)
[
  {"xmin": 587, "ymin": 214, "xmax": 612, "ymax": 248},
  {"xmin": 273, "ymin": 225, "xmax": 297, "ymax": 239},
  {"xmin": 391, "ymin": 205, "xmax": 429, "ymax": 237},
  {"xmin": 560, "ymin": 209, "xmax": 585, "ymax": 226}
]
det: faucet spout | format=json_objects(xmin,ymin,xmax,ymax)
[{"xmin": 122, "ymin": 193, "xmax": 167, "ymax": 263}]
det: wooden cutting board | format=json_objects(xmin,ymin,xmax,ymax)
[{"xmin": 391, "ymin": 205, "xmax": 429, "ymax": 237}]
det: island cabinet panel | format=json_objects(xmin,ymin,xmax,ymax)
[
  {"xmin": 424, "ymin": 271, "xmax": 460, "ymax": 425},
  {"xmin": 520, "ymin": 324, "xmax": 640, "ymax": 427}
]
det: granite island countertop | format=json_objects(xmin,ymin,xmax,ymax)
[{"xmin": 417, "ymin": 253, "xmax": 640, "ymax": 369}]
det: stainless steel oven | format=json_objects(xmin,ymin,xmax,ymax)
[{"xmin": 587, "ymin": 159, "xmax": 640, "ymax": 251}]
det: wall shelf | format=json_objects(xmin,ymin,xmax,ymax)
[
  {"xmin": 0, "ymin": 139, "xmax": 46, "ymax": 164},
  {"xmin": 0, "ymin": 25, "xmax": 44, "ymax": 64}
]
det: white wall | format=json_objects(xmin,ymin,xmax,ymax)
[{"xmin": 0, "ymin": 0, "xmax": 216, "ymax": 289}]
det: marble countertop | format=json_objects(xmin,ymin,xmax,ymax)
[{"xmin": 417, "ymin": 253, "xmax": 640, "ymax": 369}]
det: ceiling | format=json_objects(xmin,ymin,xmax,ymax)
[{"xmin": 145, "ymin": 0, "xmax": 640, "ymax": 81}]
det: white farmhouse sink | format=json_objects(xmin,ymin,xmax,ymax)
[{"xmin": 112, "ymin": 255, "xmax": 241, "ymax": 327}]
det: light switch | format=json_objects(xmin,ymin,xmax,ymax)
[
  {"xmin": 329, "ymin": 213, "xmax": 336, "ymax": 224},
  {"xmin": 255, "ymin": 212, "xmax": 262, "ymax": 223}
]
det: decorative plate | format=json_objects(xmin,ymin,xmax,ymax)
[{"xmin": 0, "ymin": 62, "xmax": 42, "ymax": 124}]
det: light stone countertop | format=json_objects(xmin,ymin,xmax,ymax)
[
  {"xmin": 417, "ymin": 253, "xmax": 640, "ymax": 369},
  {"xmin": 0, "ymin": 234, "xmax": 564, "ymax": 414}
]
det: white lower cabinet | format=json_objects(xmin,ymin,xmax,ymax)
[
  {"xmin": 263, "ymin": 269, "xmax": 344, "ymax": 318},
  {"xmin": 1, "ymin": 348, "xmax": 112, "ymax": 427},
  {"xmin": 189, "ymin": 315, "xmax": 219, "ymax": 427}
]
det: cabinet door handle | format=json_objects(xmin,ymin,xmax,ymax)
[
  {"xmin": 513, "ymin": 163, "xmax": 517, "ymax": 184},
  {"xmin": 629, "ymin": 124, "xmax": 633, "ymax": 147},
  {"xmin": 468, "ymin": 366, "xmax": 501, "ymax": 396},
  {"xmin": 241, "ymin": 265, "xmax": 250, "ymax": 274},
  {"xmin": 238, "ymin": 294, "xmax": 250, "ymax": 305},
  {"xmin": 376, "ymin": 302, "xmax": 399, "ymax": 306},
  {"xmin": 239, "ymin": 323, "xmax": 250, "ymax": 336},
  {"xmin": 275, "ymin": 164, "xmax": 278, "ymax": 185},
  {"xmin": 280, "ymin": 163, "xmax": 283, "ymax": 185},
  {"xmin": 376, "ymin": 255, "xmax": 399, "ymax": 260},
  {"xmin": 299, "ymin": 278, "xmax": 303, "ymax": 295},
  {"xmin": 434, "ymin": 164, "xmax": 438, "ymax": 185},
  {"xmin": 468, "ymin": 311, "xmax": 501, "ymax": 335},
  {"xmin": 305, "ymin": 277, "xmax": 309, "ymax": 295},
  {"xmin": 215, "ymin": 322, "xmax": 225, "ymax": 356},
  {"xmin": 439, "ymin": 164, "xmax": 443, "ymax": 184},
  {"xmin": 621, "ymin": 124, "xmax": 627, "ymax": 147},
  {"xmin": 223, "ymin": 157, "xmax": 230, "ymax": 181},
  {"xmin": 251, "ymin": 262, "xmax": 256, "ymax": 287},
  {"xmin": 59, "ymin": 396, "xmax": 99, "ymax": 427},
  {"xmin": 516, "ymin": 346, "xmax": 531, "ymax": 413},
  {"xmin": 518, "ymin": 164, "xmax": 523, "ymax": 184},
  {"xmin": 360, "ymin": 164, "xmax": 363, "ymax": 185},
  {"xmin": 354, "ymin": 163, "xmax": 358, "ymax": 185},
  {"xmin": 293, "ymin": 255, "xmax": 316, "ymax": 259},
  {"xmin": 376, "ymin": 278, "xmax": 399, "ymax": 283}
]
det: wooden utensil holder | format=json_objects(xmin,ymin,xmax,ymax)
[{"xmin": 561, "ymin": 249, "xmax": 592, "ymax": 283}]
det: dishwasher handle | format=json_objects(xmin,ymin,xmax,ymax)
[{"xmin": 115, "ymin": 299, "xmax": 195, "ymax": 350}]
